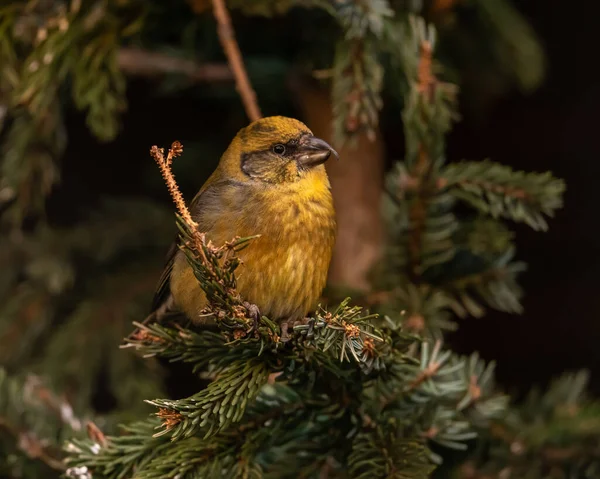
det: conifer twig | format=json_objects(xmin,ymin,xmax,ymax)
[
  {"xmin": 150, "ymin": 142, "xmax": 196, "ymax": 228},
  {"xmin": 210, "ymin": 0, "xmax": 262, "ymax": 122}
]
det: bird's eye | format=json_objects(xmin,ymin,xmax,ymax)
[{"xmin": 272, "ymin": 144, "xmax": 286, "ymax": 156}]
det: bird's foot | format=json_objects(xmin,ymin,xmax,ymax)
[
  {"xmin": 304, "ymin": 317, "xmax": 316, "ymax": 339},
  {"xmin": 243, "ymin": 301, "xmax": 261, "ymax": 333},
  {"xmin": 280, "ymin": 317, "xmax": 313, "ymax": 342},
  {"xmin": 280, "ymin": 321, "xmax": 291, "ymax": 343}
]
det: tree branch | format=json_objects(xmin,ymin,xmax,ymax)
[
  {"xmin": 117, "ymin": 47, "xmax": 233, "ymax": 82},
  {"xmin": 210, "ymin": 0, "xmax": 262, "ymax": 121}
]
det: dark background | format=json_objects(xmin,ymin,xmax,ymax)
[{"xmin": 50, "ymin": 1, "xmax": 600, "ymax": 395}]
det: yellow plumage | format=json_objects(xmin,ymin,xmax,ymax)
[{"xmin": 153, "ymin": 116, "xmax": 337, "ymax": 326}]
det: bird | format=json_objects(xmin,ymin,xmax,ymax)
[{"xmin": 150, "ymin": 116, "xmax": 338, "ymax": 338}]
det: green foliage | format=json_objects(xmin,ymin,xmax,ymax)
[
  {"xmin": 148, "ymin": 358, "xmax": 271, "ymax": 440},
  {"xmin": 0, "ymin": 368, "xmax": 87, "ymax": 478},
  {"xmin": 464, "ymin": 371, "xmax": 600, "ymax": 478},
  {"xmin": 349, "ymin": 429, "xmax": 435, "ymax": 479},
  {"xmin": 332, "ymin": 36, "xmax": 383, "ymax": 144},
  {"xmin": 375, "ymin": 16, "xmax": 563, "ymax": 338},
  {"xmin": 443, "ymin": 160, "xmax": 565, "ymax": 231},
  {"xmin": 0, "ymin": 199, "xmax": 171, "ymax": 419},
  {"xmin": 0, "ymin": 0, "xmax": 142, "ymax": 222},
  {"xmin": 329, "ymin": 0, "xmax": 391, "ymax": 143}
]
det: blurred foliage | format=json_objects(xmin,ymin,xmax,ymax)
[{"xmin": 0, "ymin": 0, "xmax": 143, "ymax": 224}]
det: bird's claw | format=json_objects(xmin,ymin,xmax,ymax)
[
  {"xmin": 243, "ymin": 301, "xmax": 261, "ymax": 333},
  {"xmin": 280, "ymin": 321, "xmax": 291, "ymax": 343},
  {"xmin": 280, "ymin": 317, "xmax": 314, "ymax": 343},
  {"xmin": 305, "ymin": 317, "xmax": 316, "ymax": 339}
]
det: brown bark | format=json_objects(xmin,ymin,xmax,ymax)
[{"xmin": 293, "ymin": 83, "xmax": 385, "ymax": 291}]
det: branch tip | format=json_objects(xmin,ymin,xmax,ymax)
[
  {"xmin": 157, "ymin": 407, "xmax": 183, "ymax": 430},
  {"xmin": 150, "ymin": 141, "xmax": 197, "ymax": 228}
]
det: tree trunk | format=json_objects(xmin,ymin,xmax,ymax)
[{"xmin": 293, "ymin": 82, "xmax": 385, "ymax": 292}]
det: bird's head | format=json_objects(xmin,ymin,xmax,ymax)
[{"xmin": 217, "ymin": 116, "xmax": 338, "ymax": 185}]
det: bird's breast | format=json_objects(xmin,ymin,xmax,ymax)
[{"xmin": 234, "ymin": 184, "xmax": 336, "ymax": 320}]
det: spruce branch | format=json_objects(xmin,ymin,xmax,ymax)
[
  {"xmin": 210, "ymin": 0, "xmax": 262, "ymax": 121},
  {"xmin": 379, "ymin": 340, "xmax": 464, "ymax": 411},
  {"xmin": 65, "ymin": 420, "xmax": 171, "ymax": 479},
  {"xmin": 330, "ymin": 1, "xmax": 391, "ymax": 143},
  {"xmin": 147, "ymin": 358, "xmax": 271, "ymax": 440},
  {"xmin": 348, "ymin": 427, "xmax": 435, "ymax": 479},
  {"xmin": 405, "ymin": 28, "xmax": 447, "ymax": 283},
  {"xmin": 291, "ymin": 299, "xmax": 385, "ymax": 373},
  {"xmin": 331, "ymin": 37, "xmax": 383, "ymax": 144},
  {"xmin": 66, "ymin": 385, "xmax": 330, "ymax": 479},
  {"xmin": 457, "ymin": 353, "xmax": 507, "ymax": 424},
  {"xmin": 386, "ymin": 284, "xmax": 460, "ymax": 337},
  {"xmin": 443, "ymin": 251, "xmax": 526, "ymax": 317},
  {"xmin": 137, "ymin": 434, "xmax": 263, "ymax": 479},
  {"xmin": 464, "ymin": 371, "xmax": 600, "ymax": 478},
  {"xmin": 380, "ymin": 17, "xmax": 459, "ymax": 286},
  {"xmin": 123, "ymin": 320, "xmax": 229, "ymax": 373},
  {"xmin": 441, "ymin": 160, "xmax": 565, "ymax": 231}
]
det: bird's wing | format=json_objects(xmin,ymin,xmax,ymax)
[{"xmin": 150, "ymin": 236, "xmax": 179, "ymax": 314}]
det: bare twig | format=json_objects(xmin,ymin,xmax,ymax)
[
  {"xmin": 117, "ymin": 47, "xmax": 233, "ymax": 82},
  {"xmin": 210, "ymin": 0, "xmax": 262, "ymax": 121},
  {"xmin": 150, "ymin": 142, "xmax": 196, "ymax": 228}
]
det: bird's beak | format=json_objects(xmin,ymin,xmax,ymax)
[{"xmin": 296, "ymin": 135, "xmax": 339, "ymax": 168}]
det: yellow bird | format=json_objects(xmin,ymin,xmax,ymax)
[{"xmin": 151, "ymin": 116, "xmax": 337, "ymax": 335}]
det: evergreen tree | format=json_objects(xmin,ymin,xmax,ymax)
[{"xmin": 1, "ymin": 1, "xmax": 594, "ymax": 478}]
